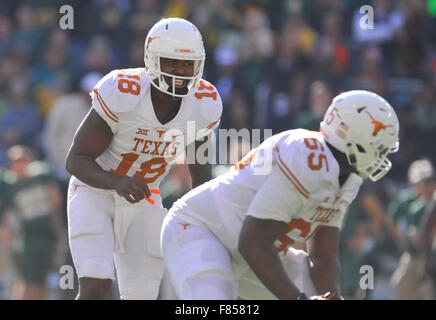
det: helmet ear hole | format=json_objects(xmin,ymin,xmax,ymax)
[{"xmin": 356, "ymin": 144, "xmax": 366, "ymax": 153}]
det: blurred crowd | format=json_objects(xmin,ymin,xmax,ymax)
[{"xmin": 0, "ymin": 0, "xmax": 436, "ymax": 300}]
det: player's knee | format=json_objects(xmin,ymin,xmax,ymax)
[{"xmin": 78, "ymin": 278, "xmax": 112, "ymax": 299}]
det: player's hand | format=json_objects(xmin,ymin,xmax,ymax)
[
  {"xmin": 112, "ymin": 175, "xmax": 151, "ymax": 203},
  {"xmin": 309, "ymin": 290, "xmax": 341, "ymax": 300}
]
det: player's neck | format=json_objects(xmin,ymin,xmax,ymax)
[
  {"xmin": 325, "ymin": 142, "xmax": 356, "ymax": 187},
  {"xmin": 151, "ymin": 86, "xmax": 182, "ymax": 113}
]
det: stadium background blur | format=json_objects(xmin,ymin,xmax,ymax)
[{"xmin": 0, "ymin": 0, "xmax": 436, "ymax": 300}]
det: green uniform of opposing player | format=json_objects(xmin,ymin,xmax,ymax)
[
  {"xmin": 6, "ymin": 145, "xmax": 63, "ymax": 299},
  {"xmin": 11, "ymin": 161, "xmax": 58, "ymax": 285}
]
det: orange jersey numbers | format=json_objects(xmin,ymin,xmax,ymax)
[
  {"xmin": 134, "ymin": 157, "xmax": 168, "ymax": 183},
  {"xmin": 110, "ymin": 152, "xmax": 167, "ymax": 184},
  {"xmin": 276, "ymin": 218, "xmax": 323, "ymax": 255},
  {"xmin": 117, "ymin": 73, "xmax": 140, "ymax": 96},
  {"xmin": 195, "ymin": 80, "xmax": 217, "ymax": 101},
  {"xmin": 234, "ymin": 148, "xmax": 258, "ymax": 170},
  {"xmin": 304, "ymin": 137, "xmax": 329, "ymax": 172}
]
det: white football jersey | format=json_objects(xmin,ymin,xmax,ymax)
[
  {"xmin": 171, "ymin": 129, "xmax": 363, "ymax": 260},
  {"xmin": 91, "ymin": 68, "xmax": 222, "ymax": 193}
]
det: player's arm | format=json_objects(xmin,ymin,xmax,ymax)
[
  {"xmin": 65, "ymin": 109, "xmax": 150, "ymax": 203},
  {"xmin": 188, "ymin": 79, "xmax": 222, "ymax": 188},
  {"xmin": 239, "ymin": 216, "xmax": 302, "ymax": 299},
  {"xmin": 187, "ymin": 138, "xmax": 213, "ymax": 188},
  {"xmin": 306, "ymin": 226, "xmax": 342, "ymax": 298}
]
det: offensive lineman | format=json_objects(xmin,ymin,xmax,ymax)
[
  {"xmin": 65, "ymin": 18, "xmax": 222, "ymax": 299},
  {"xmin": 161, "ymin": 90, "xmax": 400, "ymax": 300}
]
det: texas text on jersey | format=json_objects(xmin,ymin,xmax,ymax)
[{"xmin": 89, "ymin": 67, "xmax": 222, "ymax": 193}]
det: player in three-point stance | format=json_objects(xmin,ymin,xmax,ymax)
[{"xmin": 161, "ymin": 90, "xmax": 399, "ymax": 300}]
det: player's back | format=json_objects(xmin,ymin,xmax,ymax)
[{"xmin": 170, "ymin": 128, "xmax": 358, "ymax": 265}]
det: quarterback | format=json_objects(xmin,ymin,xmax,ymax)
[
  {"xmin": 65, "ymin": 18, "xmax": 222, "ymax": 299},
  {"xmin": 161, "ymin": 90, "xmax": 399, "ymax": 299}
]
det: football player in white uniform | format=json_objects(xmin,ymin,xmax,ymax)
[
  {"xmin": 161, "ymin": 90, "xmax": 399, "ymax": 300},
  {"xmin": 65, "ymin": 18, "xmax": 222, "ymax": 299}
]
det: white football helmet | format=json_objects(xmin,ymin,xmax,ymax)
[
  {"xmin": 144, "ymin": 18, "xmax": 205, "ymax": 98},
  {"xmin": 320, "ymin": 90, "xmax": 399, "ymax": 181}
]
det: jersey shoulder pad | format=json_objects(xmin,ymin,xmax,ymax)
[
  {"xmin": 274, "ymin": 129, "xmax": 339, "ymax": 199},
  {"xmin": 91, "ymin": 68, "xmax": 149, "ymax": 114},
  {"xmin": 192, "ymin": 79, "xmax": 223, "ymax": 128}
]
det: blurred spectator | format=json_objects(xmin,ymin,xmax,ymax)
[
  {"xmin": 93, "ymin": 0, "xmax": 130, "ymax": 41},
  {"xmin": 0, "ymin": 14, "xmax": 13, "ymax": 55},
  {"xmin": 389, "ymin": 159, "xmax": 436, "ymax": 299},
  {"xmin": 392, "ymin": 0, "xmax": 428, "ymax": 77},
  {"xmin": 279, "ymin": 15, "xmax": 317, "ymax": 59},
  {"xmin": 212, "ymin": 44, "xmax": 239, "ymax": 103},
  {"xmin": 5, "ymin": 145, "xmax": 64, "ymax": 300},
  {"xmin": 238, "ymin": 7, "xmax": 274, "ymax": 91},
  {"xmin": 123, "ymin": 0, "xmax": 161, "ymax": 54},
  {"xmin": 43, "ymin": 72, "xmax": 102, "ymax": 185},
  {"xmin": 165, "ymin": 0, "xmax": 190, "ymax": 19},
  {"xmin": 420, "ymin": 181, "xmax": 436, "ymax": 299},
  {"xmin": 254, "ymin": 17, "xmax": 311, "ymax": 132},
  {"xmin": 0, "ymin": 166, "xmax": 14, "ymax": 299},
  {"xmin": 32, "ymin": 30, "xmax": 73, "ymax": 117},
  {"xmin": 222, "ymin": 89, "xmax": 251, "ymax": 131},
  {"xmin": 12, "ymin": 5, "xmax": 44, "ymax": 60},
  {"xmin": 314, "ymin": 10, "xmax": 350, "ymax": 78},
  {"xmin": 339, "ymin": 181, "xmax": 399, "ymax": 299},
  {"xmin": 126, "ymin": 36, "xmax": 147, "ymax": 67},
  {"xmin": 0, "ymin": 76, "xmax": 42, "ymax": 166},
  {"xmin": 353, "ymin": 44, "xmax": 388, "ymax": 97},
  {"xmin": 81, "ymin": 36, "xmax": 114, "ymax": 76},
  {"xmin": 408, "ymin": 80, "xmax": 436, "ymax": 164},
  {"xmin": 293, "ymin": 81, "xmax": 334, "ymax": 131}
]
